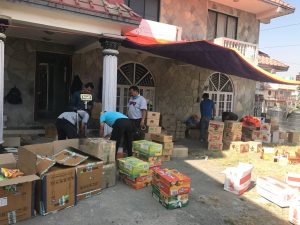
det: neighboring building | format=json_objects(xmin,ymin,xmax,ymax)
[
  {"xmin": 0, "ymin": 0, "xmax": 296, "ymax": 135},
  {"xmin": 255, "ymin": 51, "xmax": 298, "ymax": 115}
]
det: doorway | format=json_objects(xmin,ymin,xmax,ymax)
[{"xmin": 35, "ymin": 52, "xmax": 72, "ymax": 120}]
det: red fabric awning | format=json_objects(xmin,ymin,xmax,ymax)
[{"xmin": 122, "ymin": 34, "xmax": 300, "ymax": 85}]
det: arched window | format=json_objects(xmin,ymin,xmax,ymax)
[
  {"xmin": 117, "ymin": 62, "xmax": 155, "ymax": 114},
  {"xmin": 203, "ymin": 73, "xmax": 234, "ymax": 117}
]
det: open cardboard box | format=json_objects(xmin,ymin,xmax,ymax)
[
  {"xmin": 18, "ymin": 139, "xmax": 103, "ymax": 215},
  {"xmin": 0, "ymin": 153, "xmax": 39, "ymax": 225}
]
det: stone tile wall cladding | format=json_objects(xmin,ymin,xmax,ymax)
[
  {"xmin": 161, "ymin": 0, "xmax": 259, "ymax": 44},
  {"xmin": 75, "ymin": 50, "xmax": 255, "ymax": 121},
  {"xmin": 4, "ymin": 38, "xmax": 73, "ymax": 127},
  {"xmin": 4, "ymin": 39, "xmax": 255, "ymax": 126}
]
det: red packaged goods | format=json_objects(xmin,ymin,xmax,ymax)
[
  {"xmin": 208, "ymin": 121, "xmax": 224, "ymax": 133},
  {"xmin": 260, "ymin": 123, "xmax": 271, "ymax": 133},
  {"xmin": 241, "ymin": 116, "xmax": 261, "ymax": 128},
  {"xmin": 286, "ymin": 173, "xmax": 300, "ymax": 188},
  {"xmin": 152, "ymin": 168, "xmax": 191, "ymax": 196},
  {"xmin": 208, "ymin": 132, "xmax": 223, "ymax": 142},
  {"xmin": 208, "ymin": 142, "xmax": 223, "ymax": 151}
]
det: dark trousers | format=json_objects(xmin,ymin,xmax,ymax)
[
  {"xmin": 55, "ymin": 118, "xmax": 78, "ymax": 140},
  {"xmin": 111, "ymin": 118, "xmax": 133, "ymax": 157},
  {"xmin": 130, "ymin": 118, "xmax": 144, "ymax": 141}
]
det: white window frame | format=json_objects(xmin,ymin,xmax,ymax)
[
  {"xmin": 117, "ymin": 62, "xmax": 155, "ymax": 114},
  {"xmin": 204, "ymin": 73, "xmax": 234, "ymax": 119}
]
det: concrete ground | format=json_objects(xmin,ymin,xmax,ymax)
[{"xmin": 18, "ymin": 139, "xmax": 290, "ymax": 225}]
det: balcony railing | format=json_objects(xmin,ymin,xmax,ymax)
[{"xmin": 213, "ymin": 37, "xmax": 259, "ymax": 64}]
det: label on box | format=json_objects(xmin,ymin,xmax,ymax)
[
  {"xmin": 0, "ymin": 197, "xmax": 7, "ymax": 207},
  {"xmin": 7, "ymin": 211, "xmax": 16, "ymax": 224}
]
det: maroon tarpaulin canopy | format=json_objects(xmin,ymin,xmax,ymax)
[{"xmin": 122, "ymin": 38, "xmax": 299, "ymax": 85}]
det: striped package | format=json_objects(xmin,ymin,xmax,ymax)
[
  {"xmin": 256, "ymin": 176, "xmax": 299, "ymax": 207},
  {"xmin": 222, "ymin": 163, "xmax": 253, "ymax": 195},
  {"xmin": 286, "ymin": 173, "xmax": 300, "ymax": 189}
]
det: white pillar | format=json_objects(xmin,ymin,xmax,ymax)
[
  {"xmin": 0, "ymin": 31, "xmax": 6, "ymax": 146},
  {"xmin": 100, "ymin": 40, "xmax": 120, "ymax": 136}
]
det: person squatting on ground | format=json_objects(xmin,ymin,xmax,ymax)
[
  {"xmin": 56, "ymin": 108, "xmax": 89, "ymax": 140},
  {"xmin": 99, "ymin": 111, "xmax": 133, "ymax": 157},
  {"xmin": 200, "ymin": 93, "xmax": 216, "ymax": 143},
  {"xmin": 127, "ymin": 85, "xmax": 147, "ymax": 140}
]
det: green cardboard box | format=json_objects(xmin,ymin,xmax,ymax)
[
  {"xmin": 133, "ymin": 140, "xmax": 162, "ymax": 156},
  {"xmin": 118, "ymin": 157, "xmax": 150, "ymax": 178}
]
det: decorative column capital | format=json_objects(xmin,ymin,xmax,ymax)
[{"xmin": 100, "ymin": 39, "xmax": 120, "ymax": 56}]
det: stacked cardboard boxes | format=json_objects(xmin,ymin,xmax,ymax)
[
  {"xmin": 150, "ymin": 134, "xmax": 174, "ymax": 162},
  {"xmin": 146, "ymin": 112, "xmax": 161, "ymax": 135},
  {"xmin": 79, "ymin": 138, "xmax": 116, "ymax": 189},
  {"xmin": 161, "ymin": 114, "xmax": 177, "ymax": 137},
  {"xmin": 208, "ymin": 121, "xmax": 224, "ymax": 151},
  {"xmin": 223, "ymin": 121, "xmax": 242, "ymax": 149},
  {"xmin": 175, "ymin": 121, "xmax": 186, "ymax": 140},
  {"xmin": 0, "ymin": 153, "xmax": 39, "ymax": 224},
  {"xmin": 118, "ymin": 157, "xmax": 151, "ymax": 190},
  {"xmin": 18, "ymin": 139, "xmax": 104, "ymax": 215},
  {"xmin": 152, "ymin": 168, "xmax": 191, "ymax": 209},
  {"xmin": 242, "ymin": 126, "xmax": 261, "ymax": 142},
  {"xmin": 132, "ymin": 140, "xmax": 163, "ymax": 170},
  {"xmin": 288, "ymin": 131, "xmax": 300, "ymax": 145},
  {"xmin": 260, "ymin": 123, "xmax": 272, "ymax": 144}
]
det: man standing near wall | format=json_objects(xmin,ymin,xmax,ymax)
[
  {"xmin": 200, "ymin": 93, "xmax": 215, "ymax": 143},
  {"xmin": 127, "ymin": 86, "xmax": 147, "ymax": 140}
]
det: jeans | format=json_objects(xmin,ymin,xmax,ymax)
[{"xmin": 200, "ymin": 117, "xmax": 210, "ymax": 141}]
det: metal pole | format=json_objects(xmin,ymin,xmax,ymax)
[{"xmin": 0, "ymin": 30, "xmax": 6, "ymax": 152}]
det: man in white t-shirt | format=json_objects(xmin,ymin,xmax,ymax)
[
  {"xmin": 127, "ymin": 86, "xmax": 147, "ymax": 139},
  {"xmin": 56, "ymin": 109, "xmax": 89, "ymax": 140}
]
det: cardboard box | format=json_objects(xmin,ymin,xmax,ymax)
[
  {"xmin": 162, "ymin": 148, "xmax": 173, "ymax": 156},
  {"xmin": 133, "ymin": 152, "xmax": 162, "ymax": 167},
  {"xmin": 208, "ymin": 142, "xmax": 223, "ymax": 151},
  {"xmin": 76, "ymin": 159, "xmax": 103, "ymax": 201},
  {"xmin": 152, "ymin": 168, "xmax": 191, "ymax": 196},
  {"xmin": 3, "ymin": 136, "xmax": 21, "ymax": 147},
  {"xmin": 208, "ymin": 121, "xmax": 224, "ymax": 133},
  {"xmin": 36, "ymin": 166, "xmax": 76, "ymax": 215},
  {"xmin": 260, "ymin": 123, "xmax": 271, "ymax": 133},
  {"xmin": 172, "ymin": 146, "xmax": 188, "ymax": 158},
  {"xmin": 224, "ymin": 121, "xmax": 242, "ymax": 132},
  {"xmin": 161, "ymin": 155, "xmax": 171, "ymax": 162},
  {"xmin": 144, "ymin": 133, "xmax": 152, "ymax": 141},
  {"xmin": 118, "ymin": 157, "xmax": 149, "ymax": 178},
  {"xmin": 120, "ymin": 173, "xmax": 152, "ymax": 190},
  {"xmin": 147, "ymin": 111, "xmax": 160, "ymax": 120},
  {"xmin": 0, "ymin": 154, "xmax": 39, "ymax": 225},
  {"xmin": 54, "ymin": 149, "xmax": 88, "ymax": 166},
  {"xmin": 256, "ymin": 176, "xmax": 299, "ymax": 207},
  {"xmin": 208, "ymin": 132, "xmax": 223, "ymax": 142},
  {"xmin": 133, "ymin": 140, "xmax": 163, "ymax": 156},
  {"xmin": 91, "ymin": 102, "xmax": 102, "ymax": 120},
  {"xmin": 164, "ymin": 125, "xmax": 176, "ymax": 132},
  {"xmin": 261, "ymin": 132, "xmax": 271, "ymax": 143},
  {"xmin": 152, "ymin": 185, "xmax": 188, "ymax": 209},
  {"xmin": 147, "ymin": 126, "xmax": 162, "ymax": 134},
  {"xmin": 286, "ymin": 173, "xmax": 300, "ymax": 188},
  {"xmin": 44, "ymin": 123, "xmax": 57, "ymax": 138},
  {"xmin": 229, "ymin": 141, "xmax": 249, "ymax": 153},
  {"xmin": 151, "ymin": 134, "xmax": 173, "ymax": 143},
  {"xmin": 146, "ymin": 119, "xmax": 160, "ymax": 127},
  {"xmin": 289, "ymin": 132, "xmax": 300, "ymax": 144},
  {"xmin": 222, "ymin": 163, "xmax": 253, "ymax": 195},
  {"xmin": 248, "ymin": 141, "xmax": 262, "ymax": 152},
  {"xmin": 161, "ymin": 114, "xmax": 177, "ymax": 127},
  {"xmin": 223, "ymin": 132, "xmax": 242, "ymax": 142},
  {"xmin": 289, "ymin": 201, "xmax": 300, "ymax": 225},
  {"xmin": 102, "ymin": 163, "xmax": 116, "ymax": 189},
  {"xmin": 79, "ymin": 138, "xmax": 116, "ymax": 164}
]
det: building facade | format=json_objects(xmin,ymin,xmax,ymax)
[{"xmin": 0, "ymin": 0, "xmax": 295, "ymax": 131}]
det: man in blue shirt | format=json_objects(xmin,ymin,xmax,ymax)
[
  {"xmin": 99, "ymin": 111, "xmax": 133, "ymax": 156},
  {"xmin": 200, "ymin": 93, "xmax": 216, "ymax": 142}
]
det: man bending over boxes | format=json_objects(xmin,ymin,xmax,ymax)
[{"xmin": 99, "ymin": 111, "xmax": 133, "ymax": 156}]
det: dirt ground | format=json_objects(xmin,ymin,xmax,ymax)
[{"xmin": 18, "ymin": 139, "xmax": 300, "ymax": 225}]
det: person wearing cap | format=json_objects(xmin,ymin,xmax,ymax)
[
  {"xmin": 127, "ymin": 86, "xmax": 147, "ymax": 140},
  {"xmin": 55, "ymin": 108, "xmax": 89, "ymax": 140},
  {"xmin": 99, "ymin": 111, "xmax": 133, "ymax": 156}
]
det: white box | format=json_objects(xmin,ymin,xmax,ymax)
[
  {"xmin": 222, "ymin": 163, "xmax": 253, "ymax": 195},
  {"xmin": 289, "ymin": 201, "xmax": 300, "ymax": 225},
  {"xmin": 256, "ymin": 176, "xmax": 299, "ymax": 207},
  {"xmin": 286, "ymin": 172, "xmax": 300, "ymax": 188}
]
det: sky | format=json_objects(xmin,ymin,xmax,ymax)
[{"xmin": 259, "ymin": 0, "xmax": 300, "ymax": 80}]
